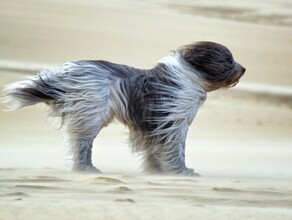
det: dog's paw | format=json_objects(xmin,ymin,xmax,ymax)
[
  {"xmin": 84, "ymin": 166, "xmax": 102, "ymax": 173},
  {"xmin": 73, "ymin": 165, "xmax": 101, "ymax": 173},
  {"xmin": 162, "ymin": 168, "xmax": 200, "ymax": 177},
  {"xmin": 182, "ymin": 168, "xmax": 200, "ymax": 177}
]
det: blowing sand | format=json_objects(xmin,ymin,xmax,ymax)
[{"xmin": 0, "ymin": 0, "xmax": 292, "ymax": 219}]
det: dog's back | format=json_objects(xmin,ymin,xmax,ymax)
[{"xmin": 2, "ymin": 60, "xmax": 139, "ymax": 117}]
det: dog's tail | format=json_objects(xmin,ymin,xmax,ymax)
[{"xmin": 2, "ymin": 69, "xmax": 63, "ymax": 111}]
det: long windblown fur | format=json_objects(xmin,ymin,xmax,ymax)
[{"xmin": 2, "ymin": 41, "xmax": 245, "ymax": 175}]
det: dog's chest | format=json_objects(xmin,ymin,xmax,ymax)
[{"xmin": 185, "ymin": 91, "xmax": 207, "ymax": 125}]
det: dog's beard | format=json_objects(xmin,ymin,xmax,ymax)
[
  {"xmin": 229, "ymin": 76, "xmax": 241, "ymax": 88},
  {"xmin": 228, "ymin": 69, "xmax": 245, "ymax": 88}
]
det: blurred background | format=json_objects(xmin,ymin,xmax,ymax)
[{"xmin": 0, "ymin": 0, "xmax": 291, "ymax": 178}]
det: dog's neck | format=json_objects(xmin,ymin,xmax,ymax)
[{"xmin": 157, "ymin": 52, "xmax": 208, "ymax": 92}]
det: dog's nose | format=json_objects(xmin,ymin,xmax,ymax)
[{"xmin": 241, "ymin": 66, "xmax": 246, "ymax": 74}]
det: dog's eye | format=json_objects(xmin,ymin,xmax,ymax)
[
  {"xmin": 227, "ymin": 59, "xmax": 234, "ymax": 65},
  {"xmin": 224, "ymin": 59, "xmax": 234, "ymax": 68}
]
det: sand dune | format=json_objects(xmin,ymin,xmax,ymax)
[{"xmin": 165, "ymin": 1, "xmax": 292, "ymax": 27}]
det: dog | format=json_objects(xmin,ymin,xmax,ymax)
[{"xmin": 2, "ymin": 41, "xmax": 245, "ymax": 176}]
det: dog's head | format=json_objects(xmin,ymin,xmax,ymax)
[{"xmin": 178, "ymin": 41, "xmax": 245, "ymax": 91}]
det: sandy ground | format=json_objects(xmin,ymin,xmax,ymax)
[{"xmin": 0, "ymin": 0, "xmax": 292, "ymax": 219}]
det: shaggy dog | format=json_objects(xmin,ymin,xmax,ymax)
[{"xmin": 2, "ymin": 41, "xmax": 245, "ymax": 175}]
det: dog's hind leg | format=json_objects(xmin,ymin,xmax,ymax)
[
  {"xmin": 64, "ymin": 108, "xmax": 114, "ymax": 172},
  {"xmin": 65, "ymin": 137, "xmax": 97, "ymax": 172}
]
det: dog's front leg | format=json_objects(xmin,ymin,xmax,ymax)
[
  {"xmin": 143, "ymin": 142, "xmax": 194, "ymax": 175},
  {"xmin": 158, "ymin": 141, "xmax": 198, "ymax": 176},
  {"xmin": 143, "ymin": 124, "xmax": 198, "ymax": 176}
]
